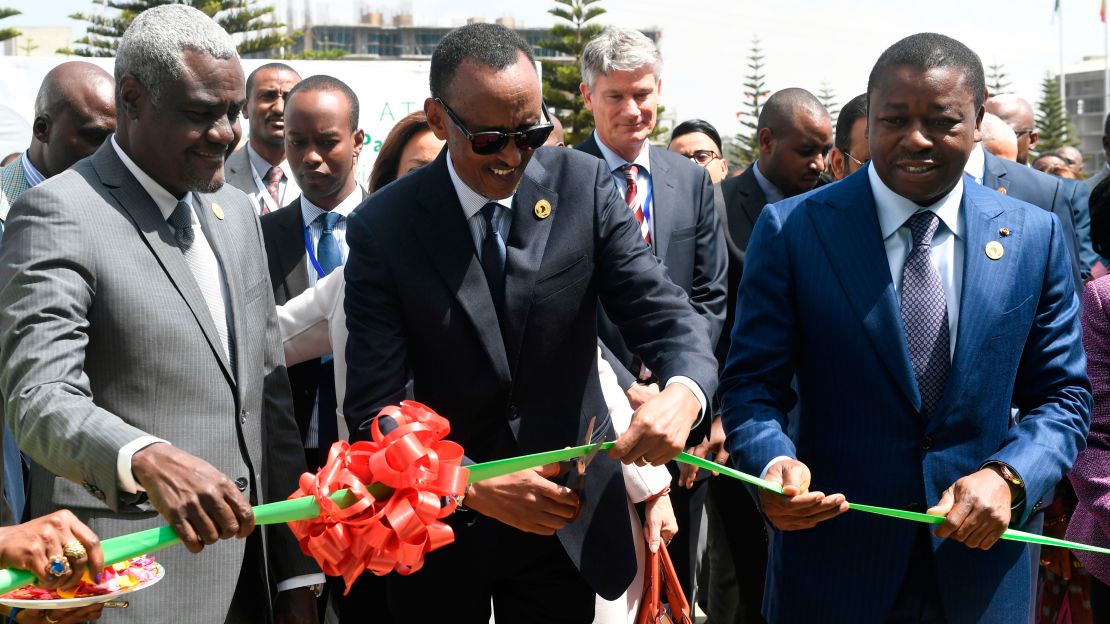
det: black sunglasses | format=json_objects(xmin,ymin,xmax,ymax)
[{"xmin": 435, "ymin": 98, "xmax": 555, "ymax": 155}]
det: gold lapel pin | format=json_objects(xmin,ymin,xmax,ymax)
[
  {"xmin": 985, "ymin": 240, "xmax": 1004, "ymax": 260},
  {"xmin": 999, "ymin": 227, "xmax": 1011, "ymax": 237},
  {"xmin": 534, "ymin": 199, "xmax": 552, "ymax": 220},
  {"xmin": 997, "ymin": 186, "xmax": 1008, "ymax": 196},
  {"xmin": 211, "ymin": 202, "xmax": 225, "ymax": 221}
]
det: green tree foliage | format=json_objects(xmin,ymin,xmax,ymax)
[
  {"xmin": 0, "ymin": 7, "xmax": 21, "ymax": 43},
  {"xmin": 986, "ymin": 62, "xmax": 1012, "ymax": 96},
  {"xmin": 65, "ymin": 0, "xmax": 292, "ymax": 57},
  {"xmin": 731, "ymin": 37, "xmax": 768, "ymax": 168},
  {"xmin": 818, "ymin": 80, "xmax": 839, "ymax": 128},
  {"xmin": 537, "ymin": 0, "xmax": 606, "ymax": 146},
  {"xmin": 1036, "ymin": 72, "xmax": 1079, "ymax": 152}
]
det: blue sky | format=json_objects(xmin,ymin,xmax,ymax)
[{"xmin": 5, "ymin": 0, "xmax": 1107, "ymax": 138}]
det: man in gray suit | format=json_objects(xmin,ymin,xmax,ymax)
[
  {"xmin": 0, "ymin": 5, "xmax": 320, "ymax": 622},
  {"xmin": 225, "ymin": 63, "xmax": 302, "ymax": 216}
]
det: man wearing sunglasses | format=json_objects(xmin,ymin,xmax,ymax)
[
  {"xmin": 342, "ymin": 22, "xmax": 717, "ymax": 622},
  {"xmin": 827, "ymin": 93, "xmax": 870, "ymax": 182}
]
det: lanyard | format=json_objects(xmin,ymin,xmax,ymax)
[{"xmin": 302, "ymin": 216, "xmax": 328, "ymax": 279}]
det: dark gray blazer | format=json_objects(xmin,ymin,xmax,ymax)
[
  {"xmin": 576, "ymin": 135, "xmax": 728, "ymax": 409},
  {"xmin": 0, "ymin": 141, "xmax": 317, "ymax": 622}
]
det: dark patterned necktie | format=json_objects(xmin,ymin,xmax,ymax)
[
  {"xmin": 480, "ymin": 202, "xmax": 506, "ymax": 321},
  {"xmin": 900, "ymin": 211, "xmax": 950, "ymax": 416}
]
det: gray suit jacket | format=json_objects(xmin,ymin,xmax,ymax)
[
  {"xmin": 0, "ymin": 141, "xmax": 316, "ymax": 622},
  {"xmin": 224, "ymin": 145, "xmax": 258, "ymax": 201}
]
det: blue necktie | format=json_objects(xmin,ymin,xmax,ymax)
[
  {"xmin": 315, "ymin": 212, "xmax": 342, "ymax": 276},
  {"xmin": 311, "ymin": 211, "xmax": 342, "ymax": 466},
  {"xmin": 900, "ymin": 211, "xmax": 950, "ymax": 417},
  {"xmin": 480, "ymin": 202, "xmax": 506, "ymax": 321}
]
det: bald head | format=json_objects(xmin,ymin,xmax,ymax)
[
  {"xmin": 984, "ymin": 94, "xmax": 1036, "ymax": 164},
  {"xmin": 980, "ymin": 112, "xmax": 1018, "ymax": 162},
  {"xmin": 756, "ymin": 88, "xmax": 832, "ymax": 197},
  {"xmin": 30, "ymin": 61, "xmax": 116, "ymax": 177}
]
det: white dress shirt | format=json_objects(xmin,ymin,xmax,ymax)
[
  {"xmin": 110, "ymin": 136, "xmax": 236, "ymax": 493},
  {"xmin": 246, "ymin": 143, "xmax": 300, "ymax": 214},
  {"xmin": 592, "ymin": 132, "xmax": 655, "ymax": 243},
  {"xmin": 762, "ymin": 164, "xmax": 966, "ymax": 479},
  {"xmin": 963, "ymin": 144, "xmax": 986, "ymax": 185},
  {"xmin": 445, "ymin": 149, "xmax": 708, "ymax": 419},
  {"xmin": 751, "ymin": 160, "xmax": 786, "ymax": 205}
]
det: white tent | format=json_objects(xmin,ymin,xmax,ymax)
[{"xmin": 0, "ymin": 103, "xmax": 30, "ymax": 161}]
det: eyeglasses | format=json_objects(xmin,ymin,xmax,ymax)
[
  {"xmin": 845, "ymin": 151, "xmax": 867, "ymax": 167},
  {"xmin": 1014, "ymin": 129, "xmax": 1035, "ymax": 139},
  {"xmin": 684, "ymin": 150, "xmax": 721, "ymax": 166},
  {"xmin": 435, "ymin": 98, "xmax": 555, "ymax": 156}
]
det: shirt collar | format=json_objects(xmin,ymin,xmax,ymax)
[
  {"xmin": 246, "ymin": 143, "xmax": 288, "ymax": 180},
  {"xmin": 963, "ymin": 144, "xmax": 986, "ymax": 183},
  {"xmin": 869, "ymin": 162, "xmax": 964, "ymax": 241},
  {"xmin": 111, "ymin": 135, "xmax": 192, "ymax": 221},
  {"xmin": 300, "ymin": 186, "xmax": 362, "ymax": 226},
  {"xmin": 445, "ymin": 149, "xmax": 514, "ymax": 220},
  {"xmin": 20, "ymin": 151, "xmax": 45, "ymax": 188},
  {"xmin": 593, "ymin": 131, "xmax": 651, "ymax": 175},
  {"xmin": 751, "ymin": 160, "xmax": 786, "ymax": 205}
]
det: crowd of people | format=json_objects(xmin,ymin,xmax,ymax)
[{"xmin": 1, "ymin": 3, "xmax": 1110, "ymax": 623}]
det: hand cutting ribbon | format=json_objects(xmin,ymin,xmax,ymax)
[{"xmin": 0, "ymin": 404, "xmax": 1107, "ymax": 597}]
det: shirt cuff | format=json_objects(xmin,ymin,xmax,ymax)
[
  {"xmin": 760, "ymin": 455, "xmax": 794, "ymax": 481},
  {"xmin": 664, "ymin": 376, "xmax": 707, "ymax": 429},
  {"xmin": 276, "ymin": 573, "xmax": 327, "ymax": 593},
  {"xmin": 117, "ymin": 437, "xmax": 170, "ymax": 494}
]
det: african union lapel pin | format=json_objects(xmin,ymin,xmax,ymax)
[
  {"xmin": 534, "ymin": 199, "xmax": 552, "ymax": 220},
  {"xmin": 999, "ymin": 227, "xmax": 1011, "ymax": 237},
  {"xmin": 211, "ymin": 202, "xmax": 225, "ymax": 220},
  {"xmin": 985, "ymin": 240, "xmax": 1004, "ymax": 260}
]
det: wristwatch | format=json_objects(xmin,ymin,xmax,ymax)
[
  {"xmin": 985, "ymin": 461, "xmax": 1026, "ymax": 510},
  {"xmin": 451, "ymin": 484, "xmax": 471, "ymax": 510}
]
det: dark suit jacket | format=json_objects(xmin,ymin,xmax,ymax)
[
  {"xmin": 576, "ymin": 136, "xmax": 728, "ymax": 413},
  {"xmin": 720, "ymin": 168, "xmax": 1091, "ymax": 622},
  {"xmin": 982, "ymin": 149, "xmax": 1088, "ymax": 292},
  {"xmin": 261, "ymin": 192, "xmax": 364, "ymax": 443},
  {"xmin": 342, "ymin": 147, "xmax": 718, "ymax": 600},
  {"xmin": 717, "ymin": 166, "xmax": 767, "ymax": 365}
]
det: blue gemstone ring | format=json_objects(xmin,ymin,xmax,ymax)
[{"xmin": 46, "ymin": 554, "xmax": 70, "ymax": 578}]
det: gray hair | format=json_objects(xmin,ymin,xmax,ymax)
[
  {"xmin": 115, "ymin": 4, "xmax": 238, "ymax": 106},
  {"xmin": 581, "ymin": 27, "xmax": 662, "ymax": 91}
]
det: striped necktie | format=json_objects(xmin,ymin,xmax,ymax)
[{"xmin": 620, "ymin": 164, "xmax": 651, "ymax": 245}]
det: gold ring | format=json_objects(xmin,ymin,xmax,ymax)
[
  {"xmin": 1040, "ymin": 559, "xmax": 1052, "ymax": 567},
  {"xmin": 639, "ymin": 456, "xmax": 650, "ymax": 465},
  {"xmin": 45, "ymin": 615, "xmax": 59, "ymax": 624},
  {"xmin": 63, "ymin": 540, "xmax": 87, "ymax": 561},
  {"xmin": 46, "ymin": 554, "xmax": 70, "ymax": 577}
]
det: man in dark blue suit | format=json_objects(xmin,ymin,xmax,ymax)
[
  {"xmin": 720, "ymin": 33, "xmax": 1091, "ymax": 623},
  {"xmin": 343, "ymin": 23, "xmax": 718, "ymax": 622}
]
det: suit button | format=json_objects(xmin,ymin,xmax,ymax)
[
  {"xmin": 507, "ymin": 405, "xmax": 519, "ymax": 421},
  {"xmin": 234, "ymin": 477, "xmax": 248, "ymax": 492},
  {"xmin": 920, "ymin": 436, "xmax": 933, "ymax": 451},
  {"xmin": 240, "ymin": 410, "xmax": 247, "ymax": 425},
  {"xmin": 1034, "ymin": 500, "xmax": 1045, "ymax": 512}
]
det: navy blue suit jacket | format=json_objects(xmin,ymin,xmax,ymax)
[
  {"xmin": 982, "ymin": 150, "xmax": 1093, "ymax": 290},
  {"xmin": 719, "ymin": 167, "xmax": 1091, "ymax": 623},
  {"xmin": 342, "ymin": 147, "xmax": 718, "ymax": 599}
]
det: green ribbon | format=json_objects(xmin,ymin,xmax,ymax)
[{"xmin": 0, "ymin": 443, "xmax": 1104, "ymax": 596}]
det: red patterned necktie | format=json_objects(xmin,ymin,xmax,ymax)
[
  {"xmin": 620, "ymin": 164, "xmax": 651, "ymax": 245},
  {"xmin": 262, "ymin": 165, "xmax": 283, "ymax": 214}
]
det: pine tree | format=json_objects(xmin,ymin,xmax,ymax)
[
  {"xmin": 1036, "ymin": 72, "xmax": 1079, "ymax": 152},
  {"xmin": 0, "ymin": 8, "xmax": 20, "ymax": 43},
  {"xmin": 537, "ymin": 0, "xmax": 607, "ymax": 146},
  {"xmin": 731, "ymin": 37, "xmax": 768, "ymax": 168},
  {"xmin": 64, "ymin": 0, "xmax": 292, "ymax": 57},
  {"xmin": 818, "ymin": 80, "xmax": 839, "ymax": 127},
  {"xmin": 986, "ymin": 62, "xmax": 1012, "ymax": 96}
]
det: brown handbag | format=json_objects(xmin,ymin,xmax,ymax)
[{"xmin": 633, "ymin": 541, "xmax": 692, "ymax": 624}]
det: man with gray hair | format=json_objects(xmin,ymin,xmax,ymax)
[
  {"xmin": 980, "ymin": 112, "xmax": 1018, "ymax": 161},
  {"xmin": 0, "ymin": 5, "xmax": 321, "ymax": 622},
  {"xmin": 577, "ymin": 25, "xmax": 728, "ymax": 606}
]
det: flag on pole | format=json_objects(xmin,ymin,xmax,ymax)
[
  {"xmin": 1101, "ymin": 0, "xmax": 1106, "ymax": 23},
  {"xmin": 1053, "ymin": 0, "xmax": 1061, "ymax": 23}
]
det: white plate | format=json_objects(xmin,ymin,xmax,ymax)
[{"xmin": 0, "ymin": 562, "xmax": 164, "ymax": 609}]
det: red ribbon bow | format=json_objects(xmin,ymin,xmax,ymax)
[{"xmin": 287, "ymin": 401, "xmax": 469, "ymax": 593}]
